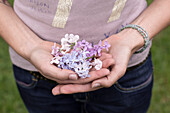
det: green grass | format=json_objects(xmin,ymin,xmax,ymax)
[
  {"xmin": 0, "ymin": 39, "xmax": 27, "ymax": 113},
  {"xmin": 148, "ymin": 27, "xmax": 170, "ymax": 113},
  {"xmin": 1, "ymin": 0, "xmax": 170, "ymax": 113}
]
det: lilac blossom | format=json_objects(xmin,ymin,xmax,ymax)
[
  {"xmin": 103, "ymin": 40, "xmax": 111, "ymax": 51},
  {"xmin": 50, "ymin": 34, "xmax": 111, "ymax": 78},
  {"xmin": 91, "ymin": 58, "xmax": 103, "ymax": 70},
  {"xmin": 74, "ymin": 61, "xmax": 92, "ymax": 78}
]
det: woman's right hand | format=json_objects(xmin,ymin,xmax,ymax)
[{"xmin": 28, "ymin": 40, "xmax": 81, "ymax": 82}]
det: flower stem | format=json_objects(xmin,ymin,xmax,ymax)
[{"xmin": 86, "ymin": 55, "xmax": 95, "ymax": 60}]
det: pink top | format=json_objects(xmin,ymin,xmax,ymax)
[{"xmin": 9, "ymin": 0, "xmax": 151, "ymax": 71}]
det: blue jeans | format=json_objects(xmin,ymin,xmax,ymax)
[{"xmin": 13, "ymin": 53, "xmax": 153, "ymax": 113}]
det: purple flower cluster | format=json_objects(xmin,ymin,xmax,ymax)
[
  {"xmin": 73, "ymin": 40, "xmax": 110, "ymax": 61},
  {"xmin": 50, "ymin": 34, "xmax": 111, "ymax": 78},
  {"xmin": 57, "ymin": 51, "xmax": 92, "ymax": 78}
]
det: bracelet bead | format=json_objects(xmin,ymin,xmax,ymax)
[{"xmin": 120, "ymin": 24, "xmax": 149, "ymax": 54}]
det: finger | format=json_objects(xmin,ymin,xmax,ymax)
[
  {"xmin": 91, "ymin": 66, "xmax": 126, "ymax": 88},
  {"xmin": 98, "ymin": 52, "xmax": 112, "ymax": 61},
  {"xmin": 40, "ymin": 62, "xmax": 78, "ymax": 81},
  {"xmin": 51, "ymin": 84, "xmax": 63, "ymax": 95},
  {"xmin": 91, "ymin": 58, "xmax": 114, "ymax": 71},
  {"xmin": 102, "ymin": 58, "xmax": 115, "ymax": 68},
  {"xmin": 76, "ymin": 68, "xmax": 110, "ymax": 83},
  {"xmin": 91, "ymin": 52, "xmax": 113, "ymax": 71},
  {"xmin": 55, "ymin": 68, "xmax": 110, "ymax": 84},
  {"xmin": 52, "ymin": 83, "xmax": 103, "ymax": 95}
]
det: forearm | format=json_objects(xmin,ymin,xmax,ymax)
[
  {"xmin": 0, "ymin": 1, "xmax": 59, "ymax": 61},
  {"xmin": 132, "ymin": 0, "xmax": 170, "ymax": 39},
  {"xmin": 116, "ymin": 0, "xmax": 170, "ymax": 53}
]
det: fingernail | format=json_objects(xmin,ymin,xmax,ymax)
[
  {"xmin": 69, "ymin": 74, "xmax": 78, "ymax": 80},
  {"xmin": 92, "ymin": 83, "xmax": 101, "ymax": 88},
  {"xmin": 52, "ymin": 89, "xmax": 59, "ymax": 95}
]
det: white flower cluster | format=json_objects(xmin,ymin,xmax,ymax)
[{"xmin": 61, "ymin": 34, "xmax": 79, "ymax": 54}]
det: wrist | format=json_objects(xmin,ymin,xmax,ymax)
[
  {"xmin": 116, "ymin": 28, "xmax": 145, "ymax": 54},
  {"xmin": 27, "ymin": 39, "xmax": 61, "ymax": 61},
  {"xmin": 22, "ymin": 37, "xmax": 43, "ymax": 61}
]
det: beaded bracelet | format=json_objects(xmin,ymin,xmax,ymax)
[{"xmin": 120, "ymin": 24, "xmax": 149, "ymax": 54}]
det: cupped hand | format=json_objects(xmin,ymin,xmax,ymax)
[
  {"xmin": 91, "ymin": 30, "xmax": 144, "ymax": 88},
  {"xmin": 29, "ymin": 40, "xmax": 78, "ymax": 82},
  {"xmin": 91, "ymin": 35, "xmax": 132, "ymax": 88}
]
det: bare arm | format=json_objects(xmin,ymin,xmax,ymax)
[
  {"xmin": 0, "ymin": 0, "xmax": 50, "ymax": 60},
  {"xmin": 0, "ymin": 0, "xmax": 79, "ymax": 81},
  {"xmin": 117, "ymin": 0, "xmax": 170, "ymax": 54}
]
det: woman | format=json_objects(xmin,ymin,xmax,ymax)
[{"xmin": 0, "ymin": 0, "xmax": 170, "ymax": 113}]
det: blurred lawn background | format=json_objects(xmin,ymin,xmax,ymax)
[{"xmin": 0, "ymin": 0, "xmax": 170, "ymax": 113}]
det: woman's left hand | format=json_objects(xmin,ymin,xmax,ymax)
[{"xmin": 52, "ymin": 31, "xmax": 144, "ymax": 95}]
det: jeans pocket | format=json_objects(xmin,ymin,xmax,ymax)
[
  {"xmin": 13, "ymin": 65, "xmax": 38, "ymax": 89},
  {"xmin": 114, "ymin": 73, "xmax": 153, "ymax": 93},
  {"xmin": 16, "ymin": 76, "xmax": 38, "ymax": 89},
  {"xmin": 114, "ymin": 53, "xmax": 153, "ymax": 93}
]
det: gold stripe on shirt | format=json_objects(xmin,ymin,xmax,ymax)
[
  {"xmin": 52, "ymin": 0, "xmax": 73, "ymax": 28},
  {"xmin": 107, "ymin": 0, "xmax": 127, "ymax": 23}
]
